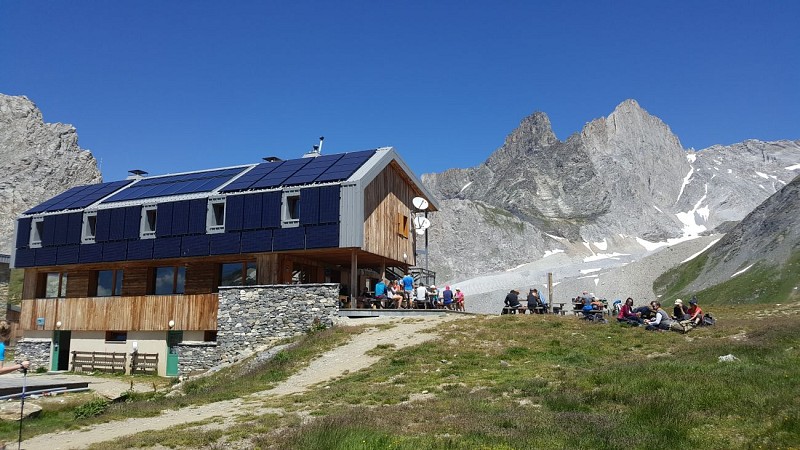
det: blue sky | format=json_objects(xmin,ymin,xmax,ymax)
[{"xmin": 2, "ymin": 1, "xmax": 798, "ymax": 181}]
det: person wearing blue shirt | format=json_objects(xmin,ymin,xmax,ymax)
[
  {"xmin": 402, "ymin": 273, "xmax": 414, "ymax": 308},
  {"xmin": 373, "ymin": 279, "xmax": 388, "ymax": 308}
]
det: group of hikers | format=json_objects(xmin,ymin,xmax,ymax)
[
  {"xmin": 502, "ymin": 288, "xmax": 548, "ymax": 313},
  {"xmin": 615, "ymin": 295, "xmax": 711, "ymax": 332},
  {"xmin": 369, "ymin": 273, "xmax": 465, "ymax": 311}
]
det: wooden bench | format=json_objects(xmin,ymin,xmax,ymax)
[
  {"xmin": 501, "ymin": 306, "xmax": 526, "ymax": 314},
  {"xmin": 71, "ymin": 351, "xmax": 127, "ymax": 374},
  {"xmin": 130, "ymin": 352, "xmax": 159, "ymax": 374}
]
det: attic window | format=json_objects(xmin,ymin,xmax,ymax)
[
  {"xmin": 397, "ymin": 213, "xmax": 410, "ymax": 238},
  {"xmin": 140, "ymin": 205, "xmax": 157, "ymax": 239},
  {"xmin": 82, "ymin": 212, "xmax": 98, "ymax": 244},
  {"xmin": 30, "ymin": 217, "xmax": 44, "ymax": 248},
  {"xmin": 281, "ymin": 190, "xmax": 300, "ymax": 228},
  {"xmin": 207, "ymin": 197, "xmax": 226, "ymax": 234}
]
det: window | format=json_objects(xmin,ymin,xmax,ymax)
[
  {"xmin": 82, "ymin": 212, "xmax": 98, "ymax": 243},
  {"xmin": 45, "ymin": 272, "xmax": 68, "ymax": 298},
  {"xmin": 397, "ymin": 213, "xmax": 410, "ymax": 238},
  {"xmin": 97, "ymin": 269, "xmax": 123, "ymax": 297},
  {"xmin": 154, "ymin": 266, "xmax": 186, "ymax": 295},
  {"xmin": 206, "ymin": 197, "xmax": 226, "ymax": 233},
  {"xmin": 203, "ymin": 330, "xmax": 218, "ymax": 342},
  {"xmin": 140, "ymin": 205, "xmax": 157, "ymax": 239},
  {"xmin": 281, "ymin": 190, "xmax": 300, "ymax": 227},
  {"xmin": 219, "ymin": 262, "xmax": 257, "ymax": 287},
  {"xmin": 105, "ymin": 331, "xmax": 127, "ymax": 343},
  {"xmin": 30, "ymin": 217, "xmax": 44, "ymax": 248}
]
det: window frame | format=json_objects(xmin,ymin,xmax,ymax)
[
  {"xmin": 96, "ymin": 269, "xmax": 124, "ymax": 297},
  {"xmin": 81, "ymin": 211, "xmax": 98, "ymax": 244},
  {"xmin": 105, "ymin": 330, "xmax": 127, "ymax": 343},
  {"xmin": 153, "ymin": 266, "xmax": 186, "ymax": 295},
  {"xmin": 206, "ymin": 196, "xmax": 226, "ymax": 234},
  {"xmin": 30, "ymin": 217, "xmax": 44, "ymax": 248},
  {"xmin": 140, "ymin": 205, "xmax": 158, "ymax": 239},
  {"xmin": 219, "ymin": 261, "xmax": 258, "ymax": 287},
  {"xmin": 44, "ymin": 272, "xmax": 68, "ymax": 298},
  {"xmin": 281, "ymin": 189, "xmax": 301, "ymax": 228}
]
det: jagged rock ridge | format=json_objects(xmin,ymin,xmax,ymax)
[
  {"xmin": 422, "ymin": 100, "xmax": 800, "ymax": 282},
  {"xmin": 0, "ymin": 94, "xmax": 102, "ymax": 254}
]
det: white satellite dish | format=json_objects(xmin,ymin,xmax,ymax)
[
  {"xmin": 412, "ymin": 197, "xmax": 429, "ymax": 210},
  {"xmin": 413, "ymin": 216, "xmax": 431, "ymax": 230}
]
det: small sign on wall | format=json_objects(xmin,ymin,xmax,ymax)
[{"xmin": 36, "ymin": 317, "xmax": 45, "ymax": 329}]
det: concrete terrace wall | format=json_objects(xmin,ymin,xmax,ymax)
[{"xmin": 197, "ymin": 283, "xmax": 339, "ymax": 371}]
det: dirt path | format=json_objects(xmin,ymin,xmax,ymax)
[{"xmin": 21, "ymin": 315, "xmax": 463, "ymax": 449}]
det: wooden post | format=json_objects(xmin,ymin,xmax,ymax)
[{"xmin": 350, "ymin": 250, "xmax": 358, "ymax": 308}]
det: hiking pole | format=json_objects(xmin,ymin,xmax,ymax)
[{"xmin": 18, "ymin": 364, "xmax": 27, "ymax": 450}]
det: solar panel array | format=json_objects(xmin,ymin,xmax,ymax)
[
  {"xmin": 223, "ymin": 149, "xmax": 376, "ymax": 192},
  {"xmin": 102, "ymin": 167, "xmax": 246, "ymax": 203},
  {"xmin": 25, "ymin": 180, "xmax": 134, "ymax": 214}
]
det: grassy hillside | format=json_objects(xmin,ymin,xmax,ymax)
[
  {"xmin": 6, "ymin": 305, "xmax": 799, "ymax": 449},
  {"xmin": 654, "ymin": 250, "xmax": 800, "ymax": 305}
]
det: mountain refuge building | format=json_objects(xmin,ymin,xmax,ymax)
[{"xmin": 11, "ymin": 147, "xmax": 438, "ymax": 376}]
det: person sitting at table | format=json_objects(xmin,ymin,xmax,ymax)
[
  {"xmin": 590, "ymin": 295, "xmax": 605, "ymax": 312},
  {"xmin": 441, "ymin": 285, "xmax": 454, "ymax": 310},
  {"xmin": 415, "ymin": 284, "xmax": 430, "ymax": 309},
  {"xmin": 373, "ymin": 279, "xmax": 388, "ymax": 308},
  {"xmin": 427, "ymin": 285, "xmax": 440, "ymax": 307},
  {"xmin": 617, "ymin": 297, "xmax": 642, "ymax": 325},
  {"xmin": 387, "ymin": 281, "xmax": 404, "ymax": 309},
  {"xmin": 504, "ymin": 289, "xmax": 522, "ymax": 314}
]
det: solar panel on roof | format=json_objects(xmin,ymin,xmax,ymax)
[
  {"xmin": 103, "ymin": 167, "xmax": 246, "ymax": 203},
  {"xmin": 282, "ymin": 154, "xmax": 345, "ymax": 185},
  {"xmin": 223, "ymin": 150, "xmax": 377, "ymax": 192},
  {"xmin": 25, "ymin": 180, "xmax": 133, "ymax": 214}
]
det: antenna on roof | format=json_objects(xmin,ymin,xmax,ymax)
[
  {"xmin": 302, "ymin": 136, "xmax": 325, "ymax": 158},
  {"xmin": 127, "ymin": 169, "xmax": 148, "ymax": 180}
]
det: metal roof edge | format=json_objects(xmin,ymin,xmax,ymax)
[{"xmin": 349, "ymin": 147, "xmax": 440, "ymax": 211}]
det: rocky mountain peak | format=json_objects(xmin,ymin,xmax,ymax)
[{"xmin": 0, "ymin": 93, "xmax": 102, "ymax": 253}]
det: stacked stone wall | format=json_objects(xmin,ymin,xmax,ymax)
[
  {"xmin": 216, "ymin": 283, "xmax": 338, "ymax": 365},
  {"xmin": 176, "ymin": 341, "xmax": 219, "ymax": 376},
  {"xmin": 15, "ymin": 338, "xmax": 50, "ymax": 371}
]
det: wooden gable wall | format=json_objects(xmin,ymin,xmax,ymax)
[{"xmin": 362, "ymin": 162, "xmax": 416, "ymax": 265}]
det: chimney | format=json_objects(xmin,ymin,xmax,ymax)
[{"xmin": 302, "ymin": 136, "xmax": 325, "ymax": 158}]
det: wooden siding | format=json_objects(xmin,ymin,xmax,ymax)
[
  {"xmin": 363, "ymin": 162, "xmax": 416, "ymax": 265},
  {"xmin": 121, "ymin": 267, "xmax": 150, "ymax": 296},
  {"xmin": 19, "ymin": 294, "xmax": 218, "ymax": 331},
  {"xmin": 65, "ymin": 271, "xmax": 93, "ymax": 298},
  {"xmin": 185, "ymin": 262, "xmax": 217, "ymax": 294}
]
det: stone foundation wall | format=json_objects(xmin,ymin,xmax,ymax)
[
  {"xmin": 15, "ymin": 338, "xmax": 50, "ymax": 371},
  {"xmin": 176, "ymin": 341, "xmax": 219, "ymax": 376},
  {"xmin": 216, "ymin": 283, "xmax": 338, "ymax": 364}
]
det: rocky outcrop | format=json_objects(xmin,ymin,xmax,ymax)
[
  {"xmin": 423, "ymin": 100, "xmax": 800, "ymax": 282},
  {"xmin": 0, "ymin": 94, "xmax": 102, "ymax": 253},
  {"xmin": 679, "ymin": 174, "xmax": 800, "ymax": 293}
]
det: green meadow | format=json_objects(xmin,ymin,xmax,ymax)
[{"xmin": 3, "ymin": 302, "xmax": 798, "ymax": 449}]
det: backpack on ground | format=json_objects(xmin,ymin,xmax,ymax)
[{"xmin": 702, "ymin": 313, "xmax": 716, "ymax": 326}]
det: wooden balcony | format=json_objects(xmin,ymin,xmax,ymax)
[{"xmin": 19, "ymin": 293, "xmax": 219, "ymax": 331}]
